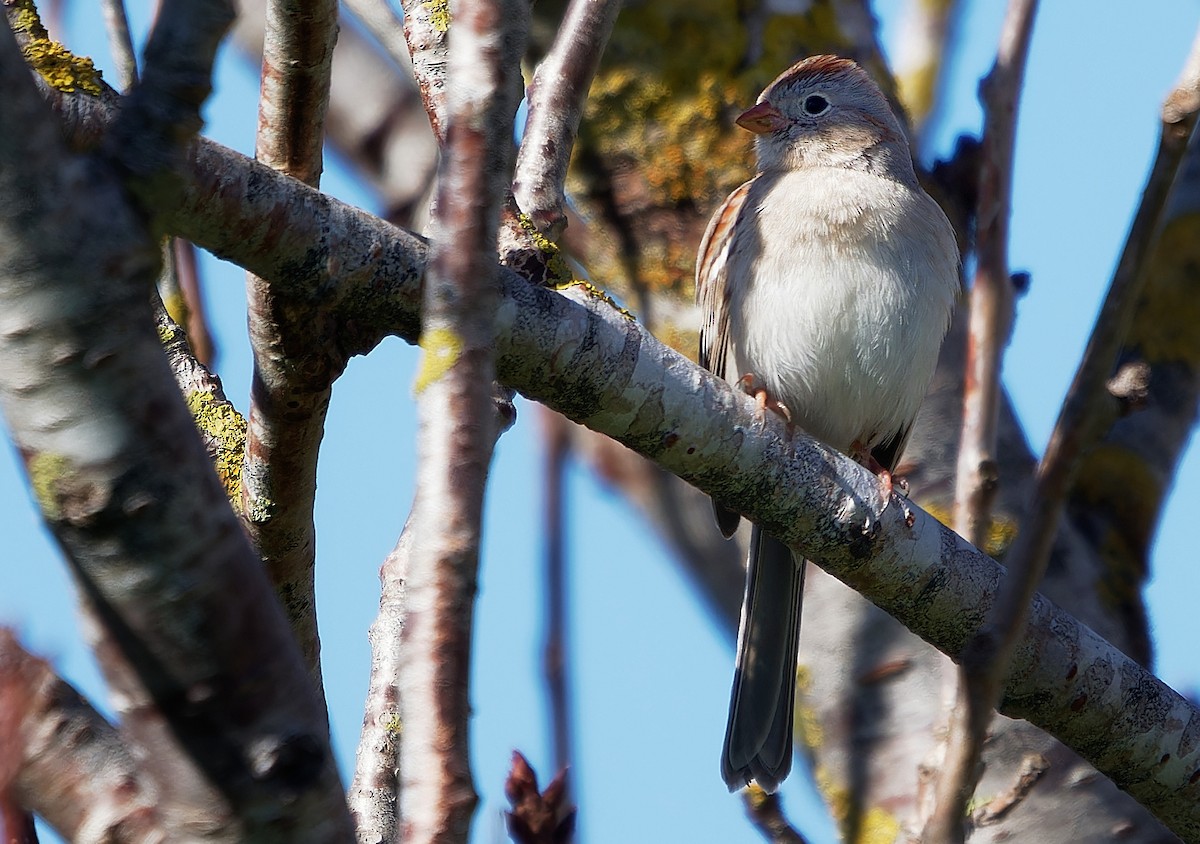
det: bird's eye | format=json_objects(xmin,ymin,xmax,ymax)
[{"xmin": 802, "ymin": 94, "xmax": 830, "ymax": 116}]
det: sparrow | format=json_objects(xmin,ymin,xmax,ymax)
[{"xmin": 695, "ymin": 55, "xmax": 960, "ymax": 792}]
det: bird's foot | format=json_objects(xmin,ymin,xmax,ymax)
[
  {"xmin": 850, "ymin": 440, "xmax": 907, "ymax": 507},
  {"xmin": 736, "ymin": 373, "xmax": 792, "ymax": 424}
]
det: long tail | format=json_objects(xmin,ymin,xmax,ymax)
[{"xmin": 721, "ymin": 525, "xmax": 805, "ymax": 792}]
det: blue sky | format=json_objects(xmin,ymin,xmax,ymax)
[{"xmin": 2, "ymin": 2, "xmax": 1198, "ymax": 843}]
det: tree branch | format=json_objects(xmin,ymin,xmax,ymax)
[
  {"xmin": 932, "ymin": 1, "xmax": 1039, "ymax": 838},
  {"xmin": 742, "ymin": 786, "xmax": 809, "ymax": 844},
  {"xmin": 513, "ymin": 0, "xmax": 620, "ymax": 239},
  {"xmin": 398, "ymin": 1, "xmax": 526, "ymax": 841},
  {"xmin": 0, "ymin": 631, "xmax": 163, "ymax": 843},
  {"xmin": 342, "ymin": 0, "xmax": 413, "ymax": 76},
  {"xmin": 241, "ymin": 0, "xmax": 339, "ymax": 688},
  {"xmin": 348, "ymin": 527, "xmax": 410, "ymax": 844},
  {"xmin": 105, "ymin": 0, "xmax": 236, "ymax": 214},
  {"xmin": 540, "ymin": 410, "xmax": 573, "ymax": 773},
  {"xmin": 99, "ymin": 0, "xmax": 137, "ymax": 90},
  {"xmin": 399, "ymin": 0, "xmax": 450, "ymax": 143}
]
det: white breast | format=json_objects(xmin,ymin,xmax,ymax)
[{"xmin": 724, "ymin": 168, "xmax": 958, "ymax": 453}]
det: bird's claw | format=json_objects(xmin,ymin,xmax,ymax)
[{"xmin": 737, "ymin": 373, "xmax": 792, "ymax": 424}]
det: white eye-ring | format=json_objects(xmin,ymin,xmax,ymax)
[{"xmin": 802, "ymin": 93, "xmax": 831, "ymax": 116}]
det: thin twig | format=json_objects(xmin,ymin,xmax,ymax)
[
  {"xmin": 100, "ymin": 0, "xmax": 138, "ymax": 90},
  {"xmin": 540, "ymin": 410, "xmax": 573, "ymax": 774},
  {"xmin": 173, "ymin": 238, "xmax": 216, "ymax": 366},
  {"xmin": 513, "ymin": 0, "xmax": 620, "ymax": 239},
  {"xmin": 952, "ymin": 0, "xmax": 1037, "ymax": 550},
  {"xmin": 398, "ymin": 0, "xmax": 451, "ymax": 142},
  {"xmin": 241, "ymin": 0, "xmax": 339, "ymax": 686},
  {"xmin": 398, "ymin": 1, "xmax": 527, "ymax": 841},
  {"xmin": 932, "ymin": 1, "xmax": 1040, "ymax": 839},
  {"xmin": 348, "ymin": 527, "xmax": 411, "ymax": 844},
  {"xmin": 742, "ymin": 786, "xmax": 809, "ymax": 844}
]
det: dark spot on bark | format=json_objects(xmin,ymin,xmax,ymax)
[
  {"xmin": 1071, "ymin": 694, "xmax": 1087, "ymax": 712},
  {"xmin": 1066, "ymin": 663, "xmax": 1077, "ymax": 680},
  {"xmin": 662, "ymin": 432, "xmax": 679, "ymax": 448}
]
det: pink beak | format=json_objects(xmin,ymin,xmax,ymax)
[{"xmin": 736, "ymin": 101, "xmax": 787, "ymax": 134}]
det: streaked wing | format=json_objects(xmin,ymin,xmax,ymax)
[
  {"xmin": 697, "ymin": 178, "xmax": 754, "ymax": 381},
  {"xmin": 698, "ymin": 179, "xmax": 755, "ymax": 539}
]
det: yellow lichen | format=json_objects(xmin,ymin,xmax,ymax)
[
  {"xmin": 9, "ymin": 0, "xmax": 103, "ymax": 95},
  {"xmin": 922, "ymin": 501, "xmax": 1017, "ymax": 558},
  {"xmin": 422, "ymin": 0, "xmax": 450, "ymax": 32},
  {"xmin": 157, "ymin": 321, "xmax": 179, "ymax": 345},
  {"xmin": 816, "ymin": 766, "xmax": 903, "ymax": 844},
  {"xmin": 413, "ymin": 326, "xmax": 464, "ymax": 393},
  {"xmin": 27, "ymin": 451, "xmax": 70, "ymax": 520},
  {"xmin": 516, "ymin": 212, "xmax": 577, "ymax": 286},
  {"xmin": 556, "ymin": 279, "xmax": 634, "ymax": 320},
  {"xmin": 245, "ymin": 495, "xmax": 275, "ymax": 524},
  {"xmin": 161, "ymin": 290, "xmax": 187, "ymax": 328},
  {"xmin": 185, "ymin": 390, "xmax": 247, "ymax": 511}
]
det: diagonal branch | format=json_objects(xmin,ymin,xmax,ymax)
[
  {"xmin": 0, "ymin": 631, "xmax": 163, "ymax": 842},
  {"xmin": 242, "ymin": 0, "xmax": 339, "ymax": 688},
  {"xmin": 161, "ymin": 153, "xmax": 1200, "ymax": 838},
  {"xmin": 100, "ymin": 0, "xmax": 137, "ymax": 90},
  {"xmin": 398, "ymin": 1, "xmax": 527, "ymax": 842},
  {"xmin": 30, "ymin": 83, "xmax": 1200, "ymax": 834},
  {"xmin": 512, "ymin": 0, "xmax": 621, "ymax": 239}
]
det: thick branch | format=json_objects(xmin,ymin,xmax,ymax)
[
  {"xmin": 0, "ymin": 23, "xmax": 352, "ymax": 842},
  {"xmin": 0, "ymin": 631, "xmax": 163, "ymax": 843}
]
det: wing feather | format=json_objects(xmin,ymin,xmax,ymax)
[
  {"xmin": 697, "ymin": 179, "xmax": 755, "ymax": 381},
  {"xmin": 697, "ymin": 179, "xmax": 755, "ymax": 539}
]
